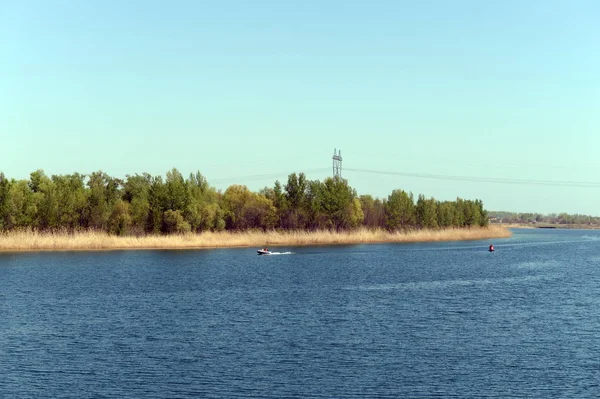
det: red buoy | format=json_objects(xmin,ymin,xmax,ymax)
[{"xmin": 489, "ymin": 244, "xmax": 494, "ymax": 252}]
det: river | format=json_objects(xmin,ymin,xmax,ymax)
[{"xmin": 1, "ymin": 228, "xmax": 599, "ymax": 398}]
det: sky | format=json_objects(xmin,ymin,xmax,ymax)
[{"xmin": 2, "ymin": 0, "xmax": 599, "ymax": 215}]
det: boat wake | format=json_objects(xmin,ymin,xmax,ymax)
[{"xmin": 581, "ymin": 235, "xmax": 600, "ymax": 241}]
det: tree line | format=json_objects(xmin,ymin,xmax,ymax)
[
  {"xmin": 0, "ymin": 169, "xmax": 488, "ymax": 235},
  {"xmin": 490, "ymin": 211, "xmax": 600, "ymax": 226}
]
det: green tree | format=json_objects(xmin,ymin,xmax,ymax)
[
  {"xmin": 28, "ymin": 169, "xmax": 46, "ymax": 193},
  {"xmin": 304, "ymin": 180, "xmax": 325, "ymax": 229},
  {"xmin": 348, "ymin": 198, "xmax": 365, "ymax": 229},
  {"xmin": 147, "ymin": 175, "xmax": 166, "ymax": 234},
  {"xmin": 437, "ymin": 201, "xmax": 457, "ymax": 228},
  {"xmin": 385, "ymin": 189, "xmax": 415, "ymax": 231},
  {"xmin": 460, "ymin": 199, "xmax": 483, "ymax": 227},
  {"xmin": 32, "ymin": 171, "xmax": 59, "ymax": 230},
  {"xmin": 222, "ymin": 185, "xmax": 277, "ymax": 230},
  {"xmin": 163, "ymin": 209, "xmax": 191, "ymax": 234},
  {"xmin": 84, "ymin": 171, "xmax": 121, "ymax": 230},
  {"xmin": 285, "ymin": 173, "xmax": 307, "ymax": 209},
  {"xmin": 312, "ymin": 177, "xmax": 362, "ymax": 230},
  {"xmin": 108, "ymin": 199, "xmax": 132, "ymax": 235},
  {"xmin": 4, "ymin": 180, "xmax": 37, "ymax": 229},
  {"xmin": 222, "ymin": 185, "xmax": 251, "ymax": 230},
  {"xmin": 475, "ymin": 199, "xmax": 488, "ymax": 227},
  {"xmin": 52, "ymin": 173, "xmax": 87, "ymax": 231},
  {"xmin": 454, "ymin": 198, "xmax": 467, "ymax": 227},
  {"xmin": 124, "ymin": 174, "xmax": 151, "ymax": 234},
  {"xmin": 282, "ymin": 173, "xmax": 308, "ymax": 229},
  {"xmin": 0, "ymin": 173, "xmax": 12, "ymax": 230},
  {"xmin": 359, "ymin": 195, "xmax": 385, "ymax": 229},
  {"xmin": 416, "ymin": 194, "xmax": 438, "ymax": 229},
  {"xmin": 244, "ymin": 194, "xmax": 278, "ymax": 231},
  {"xmin": 165, "ymin": 168, "xmax": 188, "ymax": 212},
  {"xmin": 185, "ymin": 171, "xmax": 223, "ymax": 232}
]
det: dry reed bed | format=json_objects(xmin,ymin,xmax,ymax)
[{"xmin": 0, "ymin": 226, "xmax": 511, "ymax": 252}]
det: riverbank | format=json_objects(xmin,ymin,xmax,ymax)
[
  {"xmin": 0, "ymin": 226, "xmax": 511, "ymax": 252},
  {"xmin": 492, "ymin": 222, "xmax": 600, "ymax": 230}
]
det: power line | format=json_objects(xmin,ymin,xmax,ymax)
[
  {"xmin": 209, "ymin": 168, "xmax": 330, "ymax": 185},
  {"xmin": 344, "ymin": 168, "xmax": 600, "ymax": 188},
  {"xmin": 205, "ymin": 165, "xmax": 600, "ymax": 189},
  {"xmin": 343, "ymin": 151, "xmax": 600, "ymax": 172}
]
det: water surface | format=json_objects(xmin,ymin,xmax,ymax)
[{"xmin": 1, "ymin": 228, "xmax": 600, "ymax": 397}]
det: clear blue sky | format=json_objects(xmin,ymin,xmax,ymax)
[{"xmin": 2, "ymin": 1, "xmax": 599, "ymax": 215}]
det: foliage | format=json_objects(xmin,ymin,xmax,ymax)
[
  {"xmin": 315, "ymin": 177, "xmax": 363, "ymax": 230},
  {"xmin": 0, "ymin": 168, "xmax": 494, "ymax": 235},
  {"xmin": 385, "ymin": 189, "xmax": 415, "ymax": 231},
  {"xmin": 163, "ymin": 209, "xmax": 191, "ymax": 234},
  {"xmin": 416, "ymin": 194, "xmax": 438, "ymax": 229},
  {"xmin": 359, "ymin": 195, "xmax": 386, "ymax": 229}
]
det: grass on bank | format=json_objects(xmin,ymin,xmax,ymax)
[{"xmin": 0, "ymin": 226, "xmax": 511, "ymax": 252}]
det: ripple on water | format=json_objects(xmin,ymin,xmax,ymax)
[
  {"xmin": 515, "ymin": 260, "xmax": 562, "ymax": 269},
  {"xmin": 1, "ymin": 229, "xmax": 600, "ymax": 398},
  {"xmin": 346, "ymin": 273, "xmax": 556, "ymax": 292}
]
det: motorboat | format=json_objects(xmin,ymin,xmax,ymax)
[{"xmin": 257, "ymin": 249, "xmax": 271, "ymax": 255}]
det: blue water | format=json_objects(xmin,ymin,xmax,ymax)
[{"xmin": 1, "ymin": 228, "xmax": 600, "ymax": 398}]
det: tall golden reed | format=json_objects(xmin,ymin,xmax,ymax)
[{"xmin": 0, "ymin": 226, "xmax": 511, "ymax": 252}]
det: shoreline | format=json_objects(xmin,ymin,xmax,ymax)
[
  {"xmin": 0, "ymin": 226, "xmax": 512, "ymax": 253},
  {"xmin": 493, "ymin": 223, "xmax": 600, "ymax": 230}
]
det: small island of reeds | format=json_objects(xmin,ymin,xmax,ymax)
[
  {"xmin": 0, "ymin": 168, "xmax": 508, "ymax": 251},
  {"xmin": 0, "ymin": 226, "xmax": 511, "ymax": 252}
]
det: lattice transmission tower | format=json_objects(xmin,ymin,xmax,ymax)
[{"xmin": 332, "ymin": 148, "xmax": 342, "ymax": 178}]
